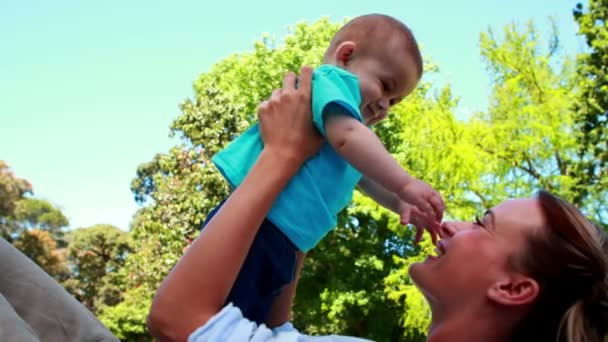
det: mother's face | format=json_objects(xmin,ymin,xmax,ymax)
[{"xmin": 409, "ymin": 198, "xmax": 544, "ymax": 309}]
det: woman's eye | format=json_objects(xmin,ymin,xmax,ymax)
[{"xmin": 474, "ymin": 216, "xmax": 487, "ymax": 230}]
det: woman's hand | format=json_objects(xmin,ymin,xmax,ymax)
[
  {"xmin": 148, "ymin": 67, "xmax": 323, "ymax": 342},
  {"xmin": 258, "ymin": 66, "xmax": 324, "ymax": 166}
]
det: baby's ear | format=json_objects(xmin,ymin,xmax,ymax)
[
  {"xmin": 334, "ymin": 41, "xmax": 356, "ymax": 67},
  {"xmin": 487, "ymin": 273, "xmax": 539, "ymax": 307}
]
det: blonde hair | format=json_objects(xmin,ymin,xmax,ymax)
[{"xmin": 512, "ymin": 191, "xmax": 608, "ymax": 341}]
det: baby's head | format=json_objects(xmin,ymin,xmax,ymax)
[{"xmin": 324, "ymin": 14, "xmax": 423, "ymax": 125}]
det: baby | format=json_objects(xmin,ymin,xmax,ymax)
[{"xmin": 202, "ymin": 14, "xmax": 444, "ymax": 324}]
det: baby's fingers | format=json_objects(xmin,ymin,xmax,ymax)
[
  {"xmin": 414, "ymin": 227, "xmax": 424, "ymax": 246},
  {"xmin": 429, "ymin": 192, "xmax": 445, "ymax": 221}
]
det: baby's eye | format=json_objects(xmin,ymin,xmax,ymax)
[
  {"xmin": 381, "ymin": 80, "xmax": 391, "ymax": 92},
  {"xmin": 389, "ymin": 97, "xmax": 404, "ymax": 106}
]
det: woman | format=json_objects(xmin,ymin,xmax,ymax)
[
  {"xmin": 411, "ymin": 193, "xmax": 608, "ymax": 341},
  {"xmin": 148, "ymin": 67, "xmax": 608, "ymax": 341}
]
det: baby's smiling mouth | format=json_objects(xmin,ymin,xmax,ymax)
[{"xmin": 364, "ymin": 107, "xmax": 378, "ymax": 121}]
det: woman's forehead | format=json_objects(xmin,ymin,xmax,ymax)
[{"xmin": 489, "ymin": 198, "xmax": 545, "ymax": 234}]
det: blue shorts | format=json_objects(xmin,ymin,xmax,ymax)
[{"xmin": 200, "ymin": 200, "xmax": 297, "ymax": 324}]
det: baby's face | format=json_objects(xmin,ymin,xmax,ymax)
[{"xmin": 346, "ymin": 43, "xmax": 419, "ymax": 126}]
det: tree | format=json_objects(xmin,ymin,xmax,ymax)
[
  {"xmin": 14, "ymin": 198, "xmax": 69, "ymax": 241},
  {"xmin": 384, "ymin": 237, "xmax": 435, "ymax": 341},
  {"xmin": 8, "ymin": 196, "xmax": 71, "ymax": 279},
  {"xmin": 0, "ymin": 161, "xmax": 32, "ymax": 242},
  {"xmin": 12, "ymin": 229, "xmax": 69, "ymax": 279},
  {"xmin": 472, "ymin": 19, "xmax": 608, "ymax": 228},
  {"xmin": 0, "ymin": 162, "xmax": 71, "ymax": 279},
  {"xmin": 98, "ymin": 286, "xmax": 153, "ymax": 342},
  {"xmin": 471, "ymin": 21, "xmax": 577, "ymax": 204},
  {"xmin": 106, "ymin": 16, "xmax": 607, "ymax": 341},
  {"xmin": 572, "ymin": 0, "xmax": 608, "ymax": 223},
  {"xmin": 64, "ymin": 224, "xmax": 131, "ymax": 313},
  {"xmin": 110, "ymin": 19, "xmax": 345, "ymax": 337},
  {"xmin": 115, "ymin": 18, "xmax": 485, "ymax": 340}
]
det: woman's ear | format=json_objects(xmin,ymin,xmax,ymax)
[
  {"xmin": 487, "ymin": 274, "xmax": 539, "ymax": 307},
  {"xmin": 333, "ymin": 41, "xmax": 356, "ymax": 67}
]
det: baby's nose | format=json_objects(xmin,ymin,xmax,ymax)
[{"xmin": 377, "ymin": 98, "xmax": 389, "ymax": 110}]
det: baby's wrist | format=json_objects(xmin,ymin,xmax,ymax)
[{"xmin": 397, "ymin": 175, "xmax": 415, "ymax": 198}]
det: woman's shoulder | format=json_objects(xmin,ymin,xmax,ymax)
[{"xmin": 187, "ymin": 303, "xmax": 375, "ymax": 342}]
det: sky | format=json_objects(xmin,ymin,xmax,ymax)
[{"xmin": 1, "ymin": 0, "xmax": 583, "ymax": 230}]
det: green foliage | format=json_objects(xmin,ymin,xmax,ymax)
[
  {"xmin": 0, "ymin": 161, "xmax": 32, "ymax": 242},
  {"xmin": 64, "ymin": 224, "xmax": 131, "ymax": 313},
  {"xmin": 473, "ymin": 20, "xmax": 577, "ymax": 202},
  {"xmin": 9, "ymin": 197, "xmax": 71, "ymax": 280},
  {"xmin": 12, "ymin": 229, "xmax": 69, "ymax": 279},
  {"xmin": 0, "ymin": 163, "xmax": 69, "ymax": 242},
  {"xmin": 473, "ymin": 18, "xmax": 607, "ymax": 227},
  {"xmin": 291, "ymin": 52, "xmax": 489, "ymax": 339},
  {"xmin": 110, "ymin": 18, "xmax": 345, "ymax": 337},
  {"xmin": 14, "ymin": 198, "xmax": 69, "ymax": 241},
  {"xmin": 0, "ymin": 9, "xmax": 594, "ymax": 342},
  {"xmin": 98, "ymin": 286, "xmax": 153, "ymax": 342},
  {"xmin": 384, "ymin": 238, "xmax": 435, "ymax": 341},
  {"xmin": 295, "ymin": 210, "xmax": 406, "ymax": 340},
  {"xmin": 573, "ymin": 0, "xmax": 608, "ymax": 223},
  {"xmin": 0, "ymin": 162, "xmax": 71, "ymax": 280},
  {"xmin": 3, "ymin": 9, "xmax": 605, "ymax": 338},
  {"xmin": 99, "ymin": 12, "xmax": 606, "ymax": 341}
]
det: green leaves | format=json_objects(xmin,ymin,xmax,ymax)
[
  {"xmin": 384, "ymin": 239, "xmax": 435, "ymax": 341},
  {"xmin": 100, "ymin": 9, "xmax": 606, "ymax": 340},
  {"xmin": 473, "ymin": 17, "xmax": 608, "ymax": 227},
  {"xmin": 572, "ymin": 0, "xmax": 608, "ymax": 220},
  {"xmin": 0, "ymin": 161, "xmax": 32, "ymax": 242},
  {"xmin": 14, "ymin": 198, "xmax": 69, "ymax": 238},
  {"xmin": 64, "ymin": 224, "xmax": 131, "ymax": 313},
  {"xmin": 98, "ymin": 286, "xmax": 153, "ymax": 341},
  {"xmin": 13, "ymin": 229, "xmax": 69, "ymax": 280}
]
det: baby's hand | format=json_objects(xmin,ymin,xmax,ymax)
[
  {"xmin": 398, "ymin": 179, "xmax": 444, "ymax": 231},
  {"xmin": 398, "ymin": 201, "xmax": 439, "ymax": 245}
]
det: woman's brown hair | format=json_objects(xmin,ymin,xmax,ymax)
[{"xmin": 512, "ymin": 190, "xmax": 607, "ymax": 342}]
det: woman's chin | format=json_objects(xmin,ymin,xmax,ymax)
[
  {"xmin": 423, "ymin": 254, "xmax": 440, "ymax": 262},
  {"xmin": 408, "ymin": 261, "xmax": 425, "ymax": 280},
  {"xmin": 408, "ymin": 256, "xmax": 439, "ymax": 288},
  {"xmin": 412, "ymin": 255, "xmax": 440, "ymax": 271}
]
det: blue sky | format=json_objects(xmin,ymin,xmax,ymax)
[{"xmin": 1, "ymin": 0, "xmax": 582, "ymax": 230}]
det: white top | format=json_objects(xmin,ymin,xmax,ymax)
[{"xmin": 188, "ymin": 303, "xmax": 374, "ymax": 342}]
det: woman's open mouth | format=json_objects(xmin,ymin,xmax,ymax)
[{"xmin": 434, "ymin": 240, "xmax": 446, "ymax": 258}]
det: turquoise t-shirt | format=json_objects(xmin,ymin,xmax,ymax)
[{"xmin": 212, "ymin": 65, "xmax": 363, "ymax": 252}]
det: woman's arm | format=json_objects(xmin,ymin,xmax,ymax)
[{"xmin": 147, "ymin": 67, "xmax": 322, "ymax": 342}]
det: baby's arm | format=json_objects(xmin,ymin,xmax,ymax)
[
  {"xmin": 325, "ymin": 111, "xmax": 444, "ymax": 225},
  {"xmin": 358, "ymin": 176, "xmax": 401, "ymax": 214},
  {"xmin": 358, "ymin": 176, "xmax": 439, "ymax": 244},
  {"xmin": 325, "ymin": 112, "xmax": 412, "ymax": 193}
]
